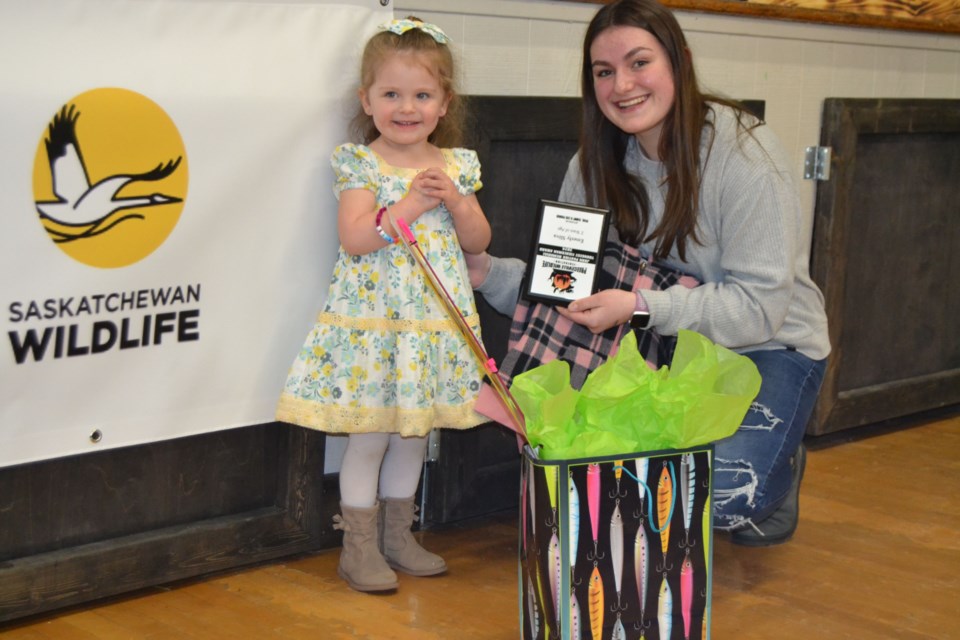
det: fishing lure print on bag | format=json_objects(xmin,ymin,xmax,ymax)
[{"xmin": 520, "ymin": 445, "xmax": 714, "ymax": 639}]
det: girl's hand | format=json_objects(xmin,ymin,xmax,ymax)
[
  {"xmin": 414, "ymin": 167, "xmax": 491, "ymax": 253},
  {"xmin": 407, "ymin": 170, "xmax": 443, "ymax": 213},
  {"xmin": 414, "ymin": 168, "xmax": 463, "ymax": 211},
  {"xmin": 556, "ymin": 289, "xmax": 637, "ymax": 334}
]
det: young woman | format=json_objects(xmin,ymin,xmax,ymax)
[{"xmin": 467, "ymin": 0, "xmax": 829, "ymax": 546}]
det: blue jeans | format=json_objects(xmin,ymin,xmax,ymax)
[{"xmin": 712, "ymin": 349, "xmax": 827, "ymax": 530}]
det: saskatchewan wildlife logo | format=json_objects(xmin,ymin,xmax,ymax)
[{"xmin": 32, "ymin": 88, "xmax": 188, "ymax": 268}]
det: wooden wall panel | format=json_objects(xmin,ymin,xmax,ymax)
[
  {"xmin": 809, "ymin": 98, "xmax": 960, "ymax": 435},
  {"xmin": 567, "ymin": 0, "xmax": 960, "ymax": 33},
  {"xmin": 748, "ymin": 0, "xmax": 960, "ymax": 23},
  {"xmin": 0, "ymin": 423, "xmax": 333, "ymax": 622}
]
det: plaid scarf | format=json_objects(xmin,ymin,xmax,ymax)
[{"xmin": 500, "ymin": 228, "xmax": 699, "ymax": 390}]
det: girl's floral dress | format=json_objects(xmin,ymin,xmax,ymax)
[{"xmin": 276, "ymin": 143, "xmax": 486, "ymax": 436}]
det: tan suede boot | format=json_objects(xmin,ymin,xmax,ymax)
[
  {"xmin": 378, "ymin": 496, "xmax": 447, "ymax": 576},
  {"xmin": 332, "ymin": 503, "xmax": 398, "ymax": 592}
]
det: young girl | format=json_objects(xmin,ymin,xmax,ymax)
[{"xmin": 276, "ymin": 18, "xmax": 491, "ymax": 592}]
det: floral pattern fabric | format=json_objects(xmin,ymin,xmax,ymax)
[{"xmin": 276, "ymin": 143, "xmax": 486, "ymax": 436}]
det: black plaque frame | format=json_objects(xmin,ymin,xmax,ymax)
[{"xmin": 523, "ymin": 200, "xmax": 609, "ymax": 306}]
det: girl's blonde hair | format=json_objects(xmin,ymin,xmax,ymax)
[{"xmin": 350, "ymin": 17, "xmax": 465, "ymax": 148}]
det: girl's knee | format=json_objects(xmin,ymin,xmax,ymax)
[{"xmin": 347, "ymin": 432, "xmax": 391, "ymax": 461}]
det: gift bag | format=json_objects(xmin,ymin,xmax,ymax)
[
  {"xmin": 513, "ymin": 330, "xmax": 758, "ymax": 639},
  {"xmin": 520, "ymin": 444, "xmax": 713, "ymax": 640}
]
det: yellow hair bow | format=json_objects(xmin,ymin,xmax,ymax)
[{"xmin": 379, "ymin": 18, "xmax": 450, "ymax": 44}]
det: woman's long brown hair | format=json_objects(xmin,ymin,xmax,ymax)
[{"xmin": 579, "ymin": 0, "xmax": 756, "ymax": 262}]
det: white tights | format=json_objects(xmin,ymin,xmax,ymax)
[{"xmin": 338, "ymin": 432, "xmax": 428, "ymax": 508}]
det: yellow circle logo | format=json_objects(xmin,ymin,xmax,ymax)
[{"xmin": 32, "ymin": 88, "xmax": 188, "ymax": 268}]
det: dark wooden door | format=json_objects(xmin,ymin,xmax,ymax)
[
  {"xmin": 809, "ymin": 98, "xmax": 960, "ymax": 435},
  {"xmin": 421, "ymin": 97, "xmax": 582, "ymax": 524}
]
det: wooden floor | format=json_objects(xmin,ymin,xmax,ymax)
[{"xmin": 2, "ymin": 410, "xmax": 958, "ymax": 639}]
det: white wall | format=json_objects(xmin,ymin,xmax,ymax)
[{"xmin": 396, "ymin": 0, "xmax": 960, "ymax": 216}]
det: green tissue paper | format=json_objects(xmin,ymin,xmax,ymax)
[{"xmin": 511, "ymin": 330, "xmax": 762, "ymax": 459}]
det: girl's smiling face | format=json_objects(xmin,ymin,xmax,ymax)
[
  {"xmin": 589, "ymin": 25, "xmax": 675, "ymax": 160},
  {"xmin": 360, "ymin": 51, "xmax": 449, "ymax": 152}
]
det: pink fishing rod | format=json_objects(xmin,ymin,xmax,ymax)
[{"xmin": 388, "ymin": 211, "xmax": 527, "ymax": 439}]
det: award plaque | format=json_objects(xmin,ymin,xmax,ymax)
[{"xmin": 523, "ymin": 200, "xmax": 609, "ymax": 306}]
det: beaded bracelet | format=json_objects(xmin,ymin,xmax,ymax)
[{"xmin": 375, "ymin": 207, "xmax": 394, "ymax": 244}]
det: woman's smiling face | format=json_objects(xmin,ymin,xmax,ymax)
[{"xmin": 589, "ymin": 25, "xmax": 675, "ymax": 160}]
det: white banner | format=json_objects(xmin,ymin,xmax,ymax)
[{"xmin": 0, "ymin": 0, "xmax": 390, "ymax": 467}]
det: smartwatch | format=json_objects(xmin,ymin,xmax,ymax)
[
  {"xmin": 630, "ymin": 310, "xmax": 651, "ymax": 329},
  {"xmin": 631, "ymin": 291, "xmax": 651, "ymax": 329}
]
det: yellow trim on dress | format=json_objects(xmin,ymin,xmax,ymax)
[
  {"xmin": 276, "ymin": 393, "xmax": 486, "ymax": 437},
  {"xmin": 316, "ymin": 311, "xmax": 481, "ymax": 333}
]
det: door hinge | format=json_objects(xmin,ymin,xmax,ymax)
[
  {"xmin": 425, "ymin": 429, "xmax": 441, "ymax": 463},
  {"xmin": 804, "ymin": 146, "xmax": 832, "ymax": 181}
]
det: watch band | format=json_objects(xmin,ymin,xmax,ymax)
[{"xmin": 635, "ymin": 291, "xmax": 649, "ymax": 312}]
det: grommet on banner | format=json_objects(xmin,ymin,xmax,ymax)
[
  {"xmin": 89, "ymin": 429, "xmax": 103, "ymax": 443},
  {"xmin": 380, "ymin": 0, "xmax": 389, "ymax": 6}
]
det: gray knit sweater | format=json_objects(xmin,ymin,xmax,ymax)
[{"xmin": 479, "ymin": 104, "xmax": 830, "ymax": 360}]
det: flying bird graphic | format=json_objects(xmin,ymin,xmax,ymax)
[{"xmin": 36, "ymin": 104, "xmax": 183, "ymax": 230}]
